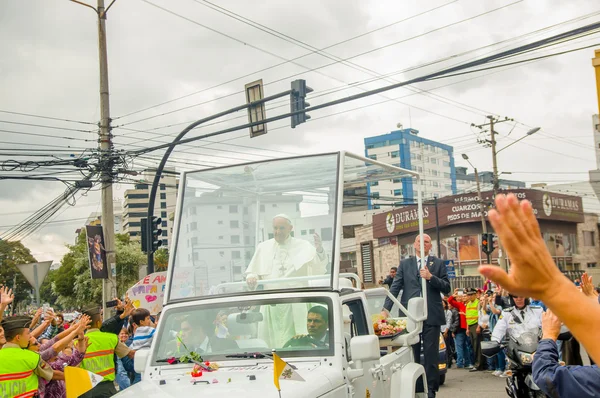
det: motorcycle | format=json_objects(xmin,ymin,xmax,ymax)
[{"xmin": 481, "ymin": 325, "xmax": 571, "ymax": 398}]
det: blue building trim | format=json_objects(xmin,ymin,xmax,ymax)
[{"xmin": 364, "ymin": 129, "xmax": 456, "ymax": 202}]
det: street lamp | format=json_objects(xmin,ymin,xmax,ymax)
[{"xmin": 496, "ymin": 127, "xmax": 541, "ymax": 154}]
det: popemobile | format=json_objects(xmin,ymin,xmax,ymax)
[{"xmin": 114, "ymin": 152, "xmax": 434, "ymax": 398}]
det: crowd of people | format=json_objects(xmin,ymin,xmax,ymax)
[{"xmin": 0, "ymin": 291, "xmax": 156, "ymax": 397}]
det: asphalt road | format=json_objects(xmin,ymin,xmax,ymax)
[{"xmin": 438, "ymin": 368, "xmax": 507, "ymax": 398}]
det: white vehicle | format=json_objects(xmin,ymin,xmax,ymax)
[{"xmin": 116, "ymin": 152, "xmax": 431, "ymax": 398}]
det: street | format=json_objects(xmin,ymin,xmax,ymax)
[{"xmin": 438, "ymin": 369, "xmax": 507, "ymax": 398}]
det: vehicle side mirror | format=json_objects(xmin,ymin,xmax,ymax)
[
  {"xmin": 348, "ymin": 335, "xmax": 379, "ymax": 380},
  {"xmin": 134, "ymin": 348, "xmax": 150, "ymax": 374},
  {"xmin": 406, "ymin": 297, "xmax": 424, "ymax": 333},
  {"xmin": 481, "ymin": 341, "xmax": 502, "ymax": 358},
  {"xmin": 557, "ymin": 325, "xmax": 572, "ymax": 341}
]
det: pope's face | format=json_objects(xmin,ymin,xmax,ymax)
[{"xmin": 273, "ymin": 218, "xmax": 292, "ymax": 243}]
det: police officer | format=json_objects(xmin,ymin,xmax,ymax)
[
  {"xmin": 491, "ymin": 294, "xmax": 543, "ymax": 343},
  {"xmin": 79, "ymin": 306, "xmax": 134, "ymax": 398},
  {"xmin": 0, "ymin": 316, "xmax": 54, "ymax": 398}
]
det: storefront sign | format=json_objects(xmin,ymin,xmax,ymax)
[{"xmin": 373, "ymin": 189, "xmax": 583, "ymax": 238}]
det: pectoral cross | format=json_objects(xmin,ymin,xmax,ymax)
[{"xmin": 278, "ymin": 264, "xmax": 287, "ymax": 276}]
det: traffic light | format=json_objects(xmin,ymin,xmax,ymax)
[
  {"xmin": 141, "ymin": 218, "xmax": 148, "ymax": 253},
  {"xmin": 481, "ymin": 233, "xmax": 494, "ymax": 255},
  {"xmin": 290, "ymin": 79, "xmax": 313, "ymax": 128},
  {"xmin": 151, "ymin": 216, "xmax": 163, "ymax": 253}
]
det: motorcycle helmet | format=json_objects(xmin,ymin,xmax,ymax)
[{"xmin": 507, "ymin": 294, "xmax": 530, "ymax": 308}]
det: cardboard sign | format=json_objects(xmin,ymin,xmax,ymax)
[{"xmin": 126, "ymin": 272, "xmax": 167, "ymax": 315}]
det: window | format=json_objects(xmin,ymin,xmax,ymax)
[
  {"xmin": 129, "ymin": 231, "xmax": 139, "ymax": 237},
  {"xmin": 391, "ymin": 150, "xmax": 399, "ymax": 158},
  {"xmin": 410, "ymin": 153, "xmax": 416, "ymax": 160},
  {"xmin": 126, "ymin": 203, "xmax": 147, "ymax": 208},
  {"xmin": 416, "ymin": 154, "xmax": 422, "ymax": 160},
  {"xmin": 160, "ymin": 193, "xmax": 166, "ymax": 200},
  {"xmin": 127, "ymin": 193, "xmax": 149, "ymax": 199},
  {"xmin": 309, "ymin": 229, "xmax": 315, "ymax": 234},
  {"xmin": 272, "ymin": 204, "xmax": 278, "ymax": 208},
  {"xmin": 268, "ymin": 233, "xmax": 274, "ymax": 239},
  {"xmin": 191, "ymin": 237, "xmax": 198, "ymax": 245},
  {"xmin": 231, "ymin": 235, "xmax": 240, "ymax": 244},
  {"xmin": 360, "ymin": 242, "xmax": 374, "ymax": 283},
  {"xmin": 368, "ymin": 154, "xmax": 377, "ymax": 160},
  {"xmin": 219, "ymin": 251, "xmax": 225, "ymax": 257},
  {"xmin": 162, "ymin": 230, "xmax": 168, "ymax": 236},
  {"xmin": 230, "ymin": 220, "xmax": 239, "ymax": 228},
  {"xmin": 160, "ymin": 202, "xmax": 166, "ymax": 209},
  {"xmin": 587, "ymin": 262, "xmax": 597, "ymax": 268},
  {"xmin": 583, "ymin": 231, "xmax": 596, "ymax": 246},
  {"xmin": 444, "ymin": 172, "xmax": 451, "ymax": 178},
  {"xmin": 218, "ymin": 220, "xmax": 223, "ymax": 225},
  {"xmin": 128, "ymin": 212, "xmax": 147, "ymax": 218},
  {"xmin": 232, "ymin": 266, "xmax": 242, "ymax": 274},
  {"xmin": 161, "ymin": 211, "xmax": 167, "ymax": 218},
  {"xmin": 229, "ymin": 205, "xmax": 238, "ymax": 214},
  {"xmin": 373, "ymin": 205, "xmax": 380, "ymax": 209},
  {"xmin": 343, "ymin": 225, "xmax": 355, "ymax": 238},
  {"xmin": 245, "ymin": 251, "xmax": 252, "ymax": 260},
  {"xmin": 135, "ymin": 184, "xmax": 148, "ymax": 190},
  {"xmin": 190, "ymin": 222, "xmax": 197, "ymax": 231},
  {"xmin": 372, "ymin": 192, "xmax": 380, "ymax": 199},
  {"xmin": 220, "ymin": 266, "xmax": 226, "ymax": 271},
  {"xmin": 217, "ymin": 205, "xmax": 222, "ymax": 209},
  {"xmin": 445, "ymin": 184, "xmax": 452, "ymax": 190},
  {"xmin": 443, "ymin": 160, "xmax": 451, "ymax": 167},
  {"xmin": 128, "ymin": 222, "xmax": 141, "ymax": 227},
  {"xmin": 393, "ymin": 178, "xmax": 402, "ymax": 183},
  {"xmin": 160, "ymin": 184, "xmax": 166, "ymax": 191},
  {"xmin": 432, "ymin": 182, "xmax": 439, "ymax": 188},
  {"xmin": 162, "ymin": 239, "xmax": 168, "ymax": 246},
  {"xmin": 321, "ymin": 227, "xmax": 333, "ymax": 241},
  {"xmin": 218, "ymin": 236, "xmax": 224, "ymax": 240},
  {"xmin": 431, "ymin": 158, "xmax": 437, "ymax": 165},
  {"xmin": 301, "ymin": 230, "xmax": 307, "ymax": 236},
  {"xmin": 189, "ymin": 207, "xmax": 196, "ymax": 215},
  {"xmin": 161, "ymin": 221, "xmax": 167, "ymax": 227},
  {"xmin": 394, "ymin": 189, "xmax": 402, "ymax": 196},
  {"xmin": 371, "ymin": 181, "xmax": 379, "ymax": 186},
  {"xmin": 232, "ymin": 251, "xmax": 241, "ymax": 259},
  {"xmin": 260, "ymin": 204, "xmax": 265, "ymax": 212},
  {"xmin": 193, "ymin": 252, "xmax": 199, "ymax": 261},
  {"xmin": 244, "ymin": 236, "xmax": 250, "ymax": 245}
]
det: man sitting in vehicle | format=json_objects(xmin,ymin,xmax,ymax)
[
  {"xmin": 163, "ymin": 315, "xmax": 236, "ymax": 356},
  {"xmin": 283, "ymin": 306, "xmax": 329, "ymax": 348}
]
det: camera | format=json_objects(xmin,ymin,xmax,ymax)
[{"xmin": 486, "ymin": 290, "xmax": 494, "ymax": 296}]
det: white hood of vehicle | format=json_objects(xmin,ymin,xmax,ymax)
[{"xmin": 114, "ymin": 362, "xmax": 343, "ymax": 398}]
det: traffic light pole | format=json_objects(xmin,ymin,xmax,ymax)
[
  {"xmin": 145, "ymin": 88, "xmax": 292, "ymax": 273},
  {"xmin": 473, "ymin": 168, "xmax": 491, "ymax": 264}
]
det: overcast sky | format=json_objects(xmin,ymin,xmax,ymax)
[{"xmin": 1, "ymin": 0, "xmax": 599, "ymax": 264}]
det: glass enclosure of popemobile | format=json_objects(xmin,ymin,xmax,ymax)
[{"xmin": 155, "ymin": 152, "xmax": 425, "ymax": 363}]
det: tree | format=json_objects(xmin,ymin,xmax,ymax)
[
  {"xmin": 154, "ymin": 248, "xmax": 169, "ymax": 271},
  {"xmin": 39, "ymin": 269, "xmax": 60, "ymax": 309},
  {"xmin": 0, "ymin": 240, "xmax": 37, "ymax": 311}
]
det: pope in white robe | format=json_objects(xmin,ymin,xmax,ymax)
[{"xmin": 245, "ymin": 214, "xmax": 328, "ymax": 348}]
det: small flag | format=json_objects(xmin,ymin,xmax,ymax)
[
  {"xmin": 65, "ymin": 366, "xmax": 102, "ymax": 398},
  {"xmin": 273, "ymin": 352, "xmax": 305, "ymax": 391}
]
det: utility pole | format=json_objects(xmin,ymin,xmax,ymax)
[
  {"xmin": 97, "ymin": 0, "xmax": 117, "ymax": 321},
  {"xmin": 593, "ymin": 49, "xmax": 600, "ymax": 115},
  {"xmin": 473, "ymin": 116, "xmax": 513, "ymax": 271},
  {"xmin": 72, "ymin": 0, "xmax": 119, "ymax": 319}
]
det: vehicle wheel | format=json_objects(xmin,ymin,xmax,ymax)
[{"xmin": 439, "ymin": 374, "xmax": 446, "ymax": 385}]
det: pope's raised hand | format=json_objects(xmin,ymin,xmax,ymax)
[{"xmin": 313, "ymin": 233, "xmax": 323, "ymax": 252}]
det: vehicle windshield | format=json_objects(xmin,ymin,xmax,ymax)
[
  {"xmin": 152, "ymin": 297, "xmax": 333, "ymax": 364},
  {"xmin": 168, "ymin": 153, "xmax": 339, "ymax": 301}
]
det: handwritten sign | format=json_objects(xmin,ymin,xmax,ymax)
[{"xmin": 126, "ymin": 272, "xmax": 167, "ymax": 315}]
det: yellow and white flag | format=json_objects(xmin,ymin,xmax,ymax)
[
  {"xmin": 65, "ymin": 366, "xmax": 102, "ymax": 398},
  {"xmin": 273, "ymin": 352, "xmax": 305, "ymax": 391}
]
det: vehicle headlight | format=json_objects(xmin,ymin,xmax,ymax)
[{"xmin": 519, "ymin": 351, "xmax": 534, "ymax": 365}]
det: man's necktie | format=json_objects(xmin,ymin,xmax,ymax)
[{"xmin": 521, "ymin": 310, "xmax": 525, "ymax": 321}]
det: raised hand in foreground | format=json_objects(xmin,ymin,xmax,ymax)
[{"xmin": 478, "ymin": 193, "xmax": 600, "ymax": 364}]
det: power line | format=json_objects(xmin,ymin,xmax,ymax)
[
  {"xmin": 118, "ymin": 1, "xmax": 523, "ymax": 127},
  {"xmin": 0, "ymin": 109, "xmax": 96, "ymax": 125},
  {"xmin": 0, "ymin": 128, "xmax": 96, "ymax": 143},
  {"xmin": 116, "ymin": 0, "xmax": 460, "ymax": 121}
]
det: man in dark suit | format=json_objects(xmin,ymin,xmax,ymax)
[{"xmin": 381, "ymin": 233, "xmax": 451, "ymax": 398}]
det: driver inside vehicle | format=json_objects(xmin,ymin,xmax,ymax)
[
  {"xmin": 163, "ymin": 315, "xmax": 237, "ymax": 356},
  {"xmin": 282, "ymin": 306, "xmax": 329, "ymax": 349}
]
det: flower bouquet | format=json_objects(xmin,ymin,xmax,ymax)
[{"xmin": 372, "ymin": 315, "xmax": 407, "ymax": 339}]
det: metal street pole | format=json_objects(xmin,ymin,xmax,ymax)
[
  {"xmin": 434, "ymin": 196, "xmax": 441, "ymax": 256},
  {"xmin": 97, "ymin": 0, "xmax": 117, "ymax": 320},
  {"xmin": 488, "ymin": 117, "xmax": 508, "ymax": 271},
  {"xmin": 145, "ymin": 89, "xmax": 292, "ymax": 271}
]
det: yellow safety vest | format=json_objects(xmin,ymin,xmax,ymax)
[
  {"xmin": 0, "ymin": 347, "xmax": 40, "ymax": 398},
  {"xmin": 466, "ymin": 299, "xmax": 479, "ymax": 326},
  {"xmin": 81, "ymin": 330, "xmax": 118, "ymax": 382}
]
